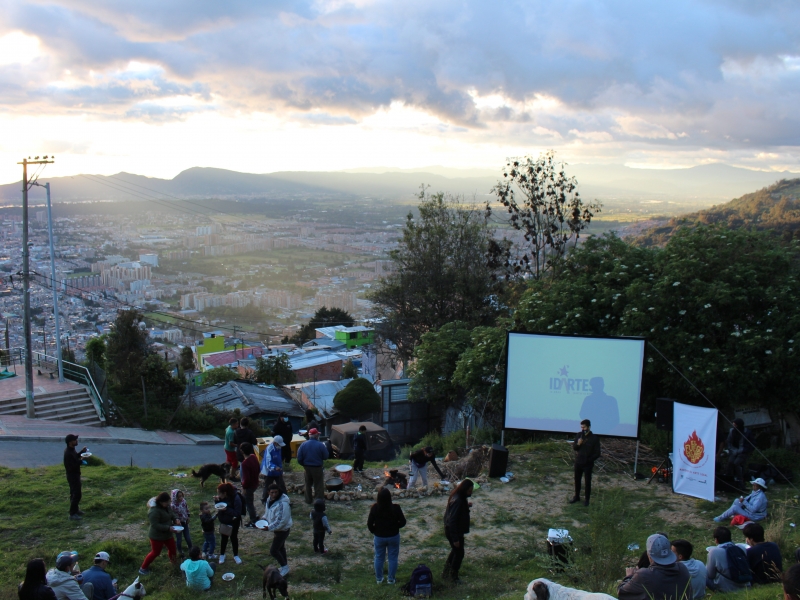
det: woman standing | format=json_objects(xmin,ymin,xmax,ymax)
[
  {"xmin": 18, "ymin": 558, "xmax": 56, "ymax": 600},
  {"xmin": 367, "ymin": 487, "xmax": 406, "ymax": 585},
  {"xmin": 442, "ymin": 479, "xmax": 473, "ymax": 583},
  {"xmin": 140, "ymin": 491, "xmax": 181, "ymax": 575},
  {"xmin": 171, "ymin": 489, "xmax": 192, "ymax": 558},
  {"xmin": 261, "ymin": 484, "xmax": 293, "ymax": 577},
  {"xmin": 215, "ymin": 482, "xmax": 243, "ymax": 565},
  {"xmin": 272, "ymin": 412, "xmax": 294, "ymax": 468}
]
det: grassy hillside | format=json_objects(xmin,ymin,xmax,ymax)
[
  {"xmin": 633, "ymin": 178, "xmax": 800, "ymax": 247},
  {"xmin": 2, "ymin": 444, "xmax": 798, "ymax": 599}
]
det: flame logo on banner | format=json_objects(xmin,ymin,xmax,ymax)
[{"xmin": 683, "ymin": 430, "xmax": 705, "ymax": 464}]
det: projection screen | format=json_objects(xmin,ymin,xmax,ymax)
[{"xmin": 504, "ymin": 332, "xmax": 645, "ymax": 438}]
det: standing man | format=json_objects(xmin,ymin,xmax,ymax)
[
  {"xmin": 570, "ymin": 419, "xmax": 601, "ymax": 506},
  {"xmin": 296, "ymin": 428, "xmax": 328, "ymax": 504},
  {"xmin": 725, "ymin": 418, "xmax": 755, "ymax": 484},
  {"xmin": 64, "ymin": 434, "xmax": 87, "ymax": 520},
  {"xmin": 352, "ymin": 425, "xmax": 368, "ymax": 473},
  {"xmin": 234, "ymin": 417, "xmax": 258, "ymax": 467},
  {"xmin": 408, "ymin": 446, "xmax": 446, "ymax": 489},
  {"xmin": 272, "ymin": 412, "xmax": 293, "ymax": 468},
  {"xmin": 223, "ymin": 417, "xmax": 240, "ymax": 476},
  {"xmin": 239, "ymin": 442, "xmax": 261, "ymax": 528}
]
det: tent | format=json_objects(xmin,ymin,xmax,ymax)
[{"xmin": 330, "ymin": 422, "xmax": 396, "ymax": 461}]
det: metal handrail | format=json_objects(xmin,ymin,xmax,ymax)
[{"xmin": 33, "ymin": 351, "xmax": 106, "ymax": 422}]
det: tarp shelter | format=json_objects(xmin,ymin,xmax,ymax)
[{"xmin": 330, "ymin": 422, "xmax": 396, "ymax": 461}]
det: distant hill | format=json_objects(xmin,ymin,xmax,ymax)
[{"xmin": 632, "ymin": 178, "xmax": 800, "ymax": 246}]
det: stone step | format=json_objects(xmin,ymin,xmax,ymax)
[{"xmin": 36, "ymin": 404, "xmax": 98, "ymax": 420}]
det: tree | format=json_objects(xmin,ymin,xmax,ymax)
[
  {"xmin": 333, "ymin": 377, "xmax": 381, "ymax": 417},
  {"xmin": 105, "ymin": 310, "xmax": 150, "ymax": 397},
  {"xmin": 179, "ymin": 346, "xmax": 195, "ymax": 372},
  {"xmin": 486, "ymin": 151, "xmax": 601, "ymax": 281},
  {"xmin": 255, "ymin": 354, "xmax": 296, "ymax": 386},
  {"xmin": 203, "ymin": 367, "xmax": 239, "ymax": 386},
  {"xmin": 342, "ymin": 359, "xmax": 358, "ymax": 379},
  {"xmin": 407, "ymin": 321, "xmax": 473, "ymax": 409},
  {"xmin": 452, "ymin": 325, "xmax": 508, "ymax": 427},
  {"xmin": 292, "ymin": 307, "xmax": 355, "ymax": 345},
  {"xmin": 369, "ymin": 188, "xmax": 499, "ymax": 368},
  {"xmin": 84, "ymin": 336, "xmax": 106, "ymax": 368}
]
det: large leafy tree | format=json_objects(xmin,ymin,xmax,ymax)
[
  {"xmin": 84, "ymin": 336, "xmax": 107, "ymax": 368},
  {"xmin": 203, "ymin": 367, "xmax": 239, "ymax": 386},
  {"xmin": 333, "ymin": 377, "xmax": 381, "ymax": 417},
  {"xmin": 369, "ymin": 189, "xmax": 498, "ymax": 368},
  {"xmin": 255, "ymin": 354, "xmax": 296, "ymax": 386},
  {"xmin": 407, "ymin": 321, "xmax": 473, "ymax": 409}
]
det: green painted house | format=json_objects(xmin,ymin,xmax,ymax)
[{"xmin": 334, "ymin": 326, "xmax": 374, "ymax": 349}]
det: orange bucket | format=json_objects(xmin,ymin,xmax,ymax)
[{"xmin": 335, "ymin": 464, "xmax": 353, "ymax": 485}]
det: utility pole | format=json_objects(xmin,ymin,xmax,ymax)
[
  {"xmin": 19, "ymin": 155, "xmax": 54, "ymax": 418},
  {"xmin": 141, "ymin": 376, "xmax": 148, "ymax": 421},
  {"xmin": 41, "ymin": 182, "xmax": 64, "ymax": 381}
]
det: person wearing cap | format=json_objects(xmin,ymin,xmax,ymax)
[
  {"xmin": 407, "ymin": 446, "xmax": 445, "ymax": 489},
  {"xmin": 46, "ymin": 552, "xmax": 92, "ymax": 600},
  {"xmin": 79, "ymin": 553, "xmax": 116, "ymax": 600},
  {"xmin": 618, "ymin": 534, "xmax": 692, "ymax": 600},
  {"xmin": 743, "ymin": 522, "xmax": 783, "ymax": 584},
  {"xmin": 713, "ymin": 478, "xmax": 768, "ymax": 523},
  {"xmin": 272, "ymin": 412, "xmax": 294, "ymax": 468},
  {"xmin": 261, "ymin": 435, "xmax": 288, "ymax": 502},
  {"xmin": 239, "ymin": 442, "xmax": 260, "ymax": 527},
  {"xmin": 725, "ymin": 418, "xmax": 755, "ymax": 483},
  {"xmin": 706, "ymin": 526, "xmax": 751, "ymax": 592},
  {"xmin": 296, "ymin": 428, "xmax": 328, "ymax": 504},
  {"xmin": 63, "ymin": 434, "xmax": 87, "ymax": 521}
]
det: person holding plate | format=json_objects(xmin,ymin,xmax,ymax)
[
  {"xmin": 63, "ymin": 434, "xmax": 87, "ymax": 521},
  {"xmin": 139, "ymin": 491, "xmax": 181, "ymax": 575}
]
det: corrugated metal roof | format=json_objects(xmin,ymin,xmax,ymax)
[
  {"xmin": 189, "ymin": 381, "xmax": 304, "ymax": 418},
  {"xmin": 288, "ymin": 375, "xmax": 376, "ymax": 417}
]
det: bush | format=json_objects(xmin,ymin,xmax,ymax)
[
  {"xmin": 333, "ymin": 378, "xmax": 380, "ymax": 417},
  {"xmin": 172, "ymin": 405, "xmax": 232, "ymax": 434},
  {"xmin": 639, "ymin": 421, "xmax": 670, "ymax": 456}
]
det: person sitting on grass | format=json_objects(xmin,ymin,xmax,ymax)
[
  {"xmin": 744, "ymin": 522, "xmax": 783, "ymax": 584},
  {"xmin": 181, "ymin": 546, "xmax": 216, "ymax": 592},
  {"xmin": 19, "ymin": 558, "xmax": 56, "ymax": 600},
  {"xmin": 618, "ymin": 534, "xmax": 691, "ymax": 600},
  {"xmin": 670, "ymin": 539, "xmax": 707, "ymax": 600},
  {"xmin": 79, "ymin": 552, "xmax": 116, "ymax": 600},
  {"xmin": 714, "ymin": 478, "xmax": 768, "ymax": 523},
  {"xmin": 46, "ymin": 551, "xmax": 93, "ymax": 600},
  {"xmin": 784, "ymin": 563, "xmax": 800, "ymax": 600},
  {"xmin": 706, "ymin": 526, "xmax": 750, "ymax": 592}
]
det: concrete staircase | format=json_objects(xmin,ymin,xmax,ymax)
[{"xmin": 0, "ymin": 387, "xmax": 104, "ymax": 426}]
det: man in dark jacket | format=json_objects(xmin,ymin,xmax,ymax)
[
  {"xmin": 272, "ymin": 412, "xmax": 293, "ymax": 467},
  {"xmin": 618, "ymin": 534, "xmax": 692, "ymax": 600},
  {"xmin": 81, "ymin": 551, "xmax": 117, "ymax": 600},
  {"xmin": 571, "ymin": 419, "xmax": 601, "ymax": 506},
  {"xmin": 297, "ymin": 429, "xmax": 329, "ymax": 504},
  {"xmin": 239, "ymin": 442, "xmax": 261, "ymax": 527},
  {"xmin": 726, "ymin": 418, "xmax": 755, "ymax": 483},
  {"xmin": 352, "ymin": 425, "xmax": 368, "ymax": 472},
  {"xmin": 64, "ymin": 434, "xmax": 87, "ymax": 520},
  {"xmin": 234, "ymin": 417, "xmax": 258, "ymax": 465},
  {"xmin": 744, "ymin": 522, "xmax": 783, "ymax": 584}
]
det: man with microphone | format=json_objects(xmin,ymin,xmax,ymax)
[{"xmin": 570, "ymin": 419, "xmax": 601, "ymax": 506}]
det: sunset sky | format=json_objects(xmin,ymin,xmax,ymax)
[{"xmin": 1, "ymin": 1, "xmax": 799, "ymax": 184}]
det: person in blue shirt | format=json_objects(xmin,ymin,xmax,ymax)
[
  {"xmin": 181, "ymin": 545, "xmax": 216, "ymax": 591},
  {"xmin": 714, "ymin": 478, "xmax": 768, "ymax": 522},
  {"xmin": 79, "ymin": 552, "xmax": 116, "ymax": 600},
  {"xmin": 296, "ymin": 429, "xmax": 328, "ymax": 504}
]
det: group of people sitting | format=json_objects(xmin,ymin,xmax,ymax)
[
  {"xmin": 618, "ymin": 522, "xmax": 783, "ymax": 600},
  {"xmin": 19, "ymin": 551, "xmax": 117, "ymax": 600}
]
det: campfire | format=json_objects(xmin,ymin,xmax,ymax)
[{"xmin": 383, "ymin": 469, "xmax": 408, "ymax": 490}]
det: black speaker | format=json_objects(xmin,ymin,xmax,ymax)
[
  {"xmin": 488, "ymin": 443, "xmax": 509, "ymax": 478},
  {"xmin": 655, "ymin": 398, "xmax": 675, "ymax": 431}
]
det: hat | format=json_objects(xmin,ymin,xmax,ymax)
[
  {"xmin": 65, "ymin": 434, "xmax": 79, "ymax": 444},
  {"xmin": 94, "ymin": 551, "xmax": 110, "ymax": 563},
  {"xmin": 308, "ymin": 428, "xmax": 319, "ymax": 436},
  {"xmin": 56, "ymin": 551, "xmax": 78, "ymax": 570},
  {"xmin": 646, "ymin": 534, "xmax": 676, "ymax": 565},
  {"xmin": 273, "ymin": 435, "xmax": 286, "ymax": 447},
  {"xmin": 750, "ymin": 477, "xmax": 768, "ymax": 490}
]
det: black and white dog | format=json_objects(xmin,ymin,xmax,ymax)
[{"xmin": 191, "ymin": 462, "xmax": 231, "ymax": 488}]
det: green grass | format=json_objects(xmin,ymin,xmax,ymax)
[{"xmin": 4, "ymin": 446, "xmax": 800, "ymax": 599}]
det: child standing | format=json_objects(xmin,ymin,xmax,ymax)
[
  {"xmin": 199, "ymin": 502, "xmax": 217, "ymax": 559},
  {"xmin": 310, "ymin": 498, "xmax": 332, "ymax": 554},
  {"xmin": 171, "ymin": 490, "xmax": 192, "ymax": 559}
]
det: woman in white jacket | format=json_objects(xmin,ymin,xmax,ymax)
[{"xmin": 261, "ymin": 483, "xmax": 293, "ymax": 577}]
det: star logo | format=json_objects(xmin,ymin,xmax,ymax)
[{"xmin": 558, "ymin": 365, "xmax": 569, "ymax": 376}]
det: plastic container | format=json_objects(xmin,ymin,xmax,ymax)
[{"xmin": 335, "ymin": 464, "xmax": 353, "ymax": 484}]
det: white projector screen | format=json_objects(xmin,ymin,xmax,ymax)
[{"xmin": 504, "ymin": 332, "xmax": 645, "ymax": 438}]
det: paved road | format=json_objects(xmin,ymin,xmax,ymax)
[{"xmin": 0, "ymin": 441, "xmax": 225, "ymax": 469}]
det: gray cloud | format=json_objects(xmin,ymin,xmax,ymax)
[{"xmin": 1, "ymin": 0, "xmax": 799, "ymax": 155}]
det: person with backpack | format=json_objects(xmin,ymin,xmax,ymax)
[
  {"xmin": 442, "ymin": 478, "xmax": 473, "ymax": 583},
  {"xmin": 367, "ymin": 487, "xmax": 407, "ymax": 585},
  {"xmin": 706, "ymin": 526, "xmax": 752, "ymax": 592},
  {"xmin": 714, "ymin": 478, "xmax": 768, "ymax": 523},
  {"xmin": 352, "ymin": 425, "xmax": 368, "ymax": 473},
  {"xmin": 214, "ymin": 482, "xmax": 244, "ymax": 565},
  {"xmin": 618, "ymin": 534, "xmax": 692, "ymax": 600}
]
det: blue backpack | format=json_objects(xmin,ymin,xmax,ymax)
[
  {"xmin": 402, "ymin": 563, "xmax": 433, "ymax": 597},
  {"xmin": 724, "ymin": 544, "xmax": 753, "ymax": 584}
]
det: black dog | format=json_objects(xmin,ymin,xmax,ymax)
[
  {"xmin": 191, "ymin": 463, "xmax": 230, "ymax": 488},
  {"xmin": 260, "ymin": 564, "xmax": 289, "ymax": 599}
]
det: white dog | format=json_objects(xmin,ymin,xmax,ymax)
[
  {"xmin": 526, "ymin": 578, "xmax": 615, "ymax": 600},
  {"xmin": 115, "ymin": 576, "xmax": 146, "ymax": 598}
]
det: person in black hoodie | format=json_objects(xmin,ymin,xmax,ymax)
[
  {"xmin": 352, "ymin": 425, "xmax": 368, "ymax": 473},
  {"xmin": 570, "ymin": 419, "xmax": 601, "ymax": 506},
  {"xmin": 443, "ymin": 478, "xmax": 473, "ymax": 583},
  {"xmin": 234, "ymin": 417, "xmax": 258, "ymax": 467},
  {"xmin": 367, "ymin": 487, "xmax": 406, "ymax": 585},
  {"xmin": 63, "ymin": 434, "xmax": 87, "ymax": 520},
  {"xmin": 272, "ymin": 412, "xmax": 293, "ymax": 467}
]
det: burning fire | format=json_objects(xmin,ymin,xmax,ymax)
[
  {"xmin": 394, "ymin": 483, "xmax": 401, "ymax": 489},
  {"xmin": 384, "ymin": 471, "xmax": 391, "ymax": 477}
]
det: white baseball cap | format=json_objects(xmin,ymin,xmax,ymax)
[{"xmin": 94, "ymin": 551, "xmax": 111, "ymax": 562}]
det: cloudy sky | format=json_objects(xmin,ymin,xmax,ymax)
[{"xmin": 1, "ymin": 0, "xmax": 799, "ymax": 183}]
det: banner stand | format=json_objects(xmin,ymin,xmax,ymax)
[{"xmin": 633, "ymin": 440, "xmax": 639, "ymax": 479}]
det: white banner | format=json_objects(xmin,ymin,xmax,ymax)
[{"xmin": 672, "ymin": 402, "xmax": 718, "ymax": 501}]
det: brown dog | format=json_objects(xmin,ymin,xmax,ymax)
[
  {"xmin": 190, "ymin": 463, "xmax": 230, "ymax": 488},
  {"xmin": 260, "ymin": 564, "xmax": 289, "ymax": 599}
]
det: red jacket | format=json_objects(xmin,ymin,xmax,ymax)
[{"xmin": 240, "ymin": 454, "xmax": 260, "ymax": 490}]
